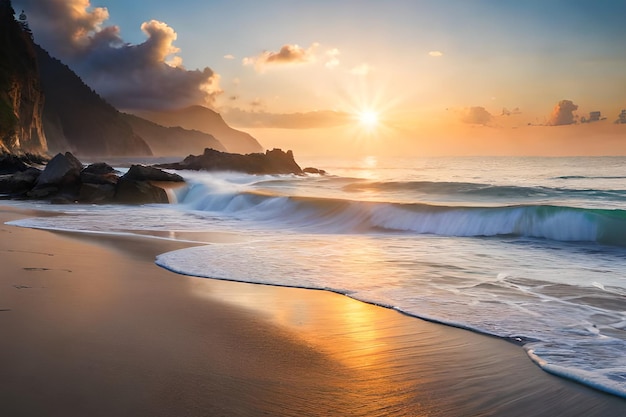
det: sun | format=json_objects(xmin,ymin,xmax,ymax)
[{"xmin": 358, "ymin": 110, "xmax": 380, "ymax": 129}]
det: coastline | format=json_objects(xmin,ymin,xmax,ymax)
[{"xmin": 1, "ymin": 205, "xmax": 624, "ymax": 416}]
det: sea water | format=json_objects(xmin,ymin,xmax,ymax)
[{"xmin": 6, "ymin": 156, "xmax": 626, "ymax": 398}]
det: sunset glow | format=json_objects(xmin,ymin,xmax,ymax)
[
  {"xmin": 358, "ymin": 110, "xmax": 379, "ymax": 130},
  {"xmin": 16, "ymin": 0, "xmax": 626, "ymax": 157}
]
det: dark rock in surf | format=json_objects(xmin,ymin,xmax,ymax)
[
  {"xmin": 1, "ymin": 154, "xmax": 182, "ymax": 204},
  {"xmin": 82, "ymin": 162, "xmax": 117, "ymax": 176},
  {"xmin": 303, "ymin": 167, "xmax": 327, "ymax": 175},
  {"xmin": 122, "ymin": 164, "xmax": 184, "ymax": 182},
  {"xmin": 80, "ymin": 163, "xmax": 119, "ymax": 186},
  {"xmin": 34, "ymin": 152, "xmax": 83, "ymax": 188},
  {"xmin": 155, "ymin": 148, "xmax": 303, "ymax": 175},
  {"xmin": 114, "ymin": 177, "xmax": 169, "ymax": 204},
  {"xmin": 0, "ymin": 167, "xmax": 41, "ymax": 195},
  {"xmin": 27, "ymin": 152, "xmax": 83, "ymax": 199},
  {"xmin": 112, "ymin": 165, "xmax": 183, "ymax": 204}
]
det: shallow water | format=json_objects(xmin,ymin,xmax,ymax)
[{"xmin": 6, "ymin": 156, "xmax": 626, "ymax": 397}]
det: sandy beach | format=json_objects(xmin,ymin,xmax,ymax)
[{"xmin": 1, "ymin": 205, "xmax": 624, "ymax": 417}]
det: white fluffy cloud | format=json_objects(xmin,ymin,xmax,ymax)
[{"xmin": 15, "ymin": 0, "xmax": 221, "ymax": 110}]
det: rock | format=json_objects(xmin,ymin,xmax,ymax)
[
  {"xmin": 122, "ymin": 164, "xmax": 184, "ymax": 182},
  {"xmin": 0, "ymin": 154, "xmax": 30, "ymax": 174},
  {"xmin": 79, "ymin": 182, "xmax": 116, "ymax": 203},
  {"xmin": 114, "ymin": 177, "xmax": 169, "ymax": 204},
  {"xmin": 80, "ymin": 163, "xmax": 119, "ymax": 186},
  {"xmin": 303, "ymin": 167, "xmax": 327, "ymax": 175},
  {"xmin": 0, "ymin": 167, "xmax": 41, "ymax": 195},
  {"xmin": 27, "ymin": 185, "xmax": 58, "ymax": 199},
  {"xmin": 35, "ymin": 152, "xmax": 83, "ymax": 187},
  {"xmin": 156, "ymin": 148, "xmax": 303, "ymax": 175},
  {"xmin": 82, "ymin": 162, "xmax": 117, "ymax": 176},
  {"xmin": 80, "ymin": 171, "xmax": 118, "ymax": 186}
]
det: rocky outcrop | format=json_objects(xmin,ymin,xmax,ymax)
[
  {"xmin": 134, "ymin": 105, "xmax": 264, "ymax": 154},
  {"xmin": 0, "ymin": 152, "xmax": 182, "ymax": 204},
  {"xmin": 121, "ymin": 165, "xmax": 184, "ymax": 182},
  {"xmin": 0, "ymin": 0, "xmax": 47, "ymax": 155},
  {"xmin": 114, "ymin": 164, "xmax": 184, "ymax": 204},
  {"xmin": 156, "ymin": 148, "xmax": 304, "ymax": 175}
]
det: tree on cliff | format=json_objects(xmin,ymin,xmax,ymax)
[
  {"xmin": 0, "ymin": 0, "xmax": 47, "ymax": 155},
  {"xmin": 18, "ymin": 10, "xmax": 33, "ymax": 40}
]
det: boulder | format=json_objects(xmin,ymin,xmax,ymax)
[
  {"xmin": 0, "ymin": 167, "xmax": 41, "ymax": 195},
  {"xmin": 82, "ymin": 162, "xmax": 117, "ymax": 176},
  {"xmin": 114, "ymin": 177, "xmax": 169, "ymax": 204},
  {"xmin": 303, "ymin": 167, "xmax": 327, "ymax": 175},
  {"xmin": 122, "ymin": 165, "xmax": 184, "ymax": 182},
  {"xmin": 35, "ymin": 152, "xmax": 83, "ymax": 187},
  {"xmin": 0, "ymin": 154, "xmax": 30, "ymax": 174},
  {"xmin": 79, "ymin": 183, "xmax": 116, "ymax": 203},
  {"xmin": 80, "ymin": 163, "xmax": 119, "ymax": 186}
]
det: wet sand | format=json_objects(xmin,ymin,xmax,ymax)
[{"xmin": 1, "ymin": 206, "xmax": 624, "ymax": 416}]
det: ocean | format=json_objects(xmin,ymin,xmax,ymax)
[{"xmin": 5, "ymin": 156, "xmax": 626, "ymax": 398}]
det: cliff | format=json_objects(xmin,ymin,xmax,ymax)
[
  {"xmin": 0, "ymin": 0, "xmax": 47, "ymax": 155},
  {"xmin": 35, "ymin": 45, "xmax": 153, "ymax": 157},
  {"xmin": 134, "ymin": 105, "xmax": 264, "ymax": 155}
]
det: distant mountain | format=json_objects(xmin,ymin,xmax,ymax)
[
  {"xmin": 134, "ymin": 105, "xmax": 264, "ymax": 154},
  {"xmin": 36, "ymin": 46, "xmax": 228, "ymax": 158},
  {"xmin": 121, "ymin": 113, "xmax": 227, "ymax": 156},
  {"xmin": 1, "ymin": 0, "xmax": 235, "ymax": 159},
  {"xmin": 35, "ymin": 45, "xmax": 153, "ymax": 157},
  {"xmin": 0, "ymin": 0, "xmax": 46, "ymax": 155}
]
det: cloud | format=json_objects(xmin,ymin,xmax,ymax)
[
  {"xmin": 224, "ymin": 54, "xmax": 235, "ymax": 60},
  {"xmin": 223, "ymin": 108, "xmax": 351, "ymax": 129},
  {"xmin": 501, "ymin": 107, "xmax": 522, "ymax": 116},
  {"xmin": 15, "ymin": 0, "xmax": 221, "ymax": 110},
  {"xmin": 547, "ymin": 100, "xmax": 579, "ymax": 126},
  {"xmin": 243, "ymin": 43, "xmax": 319, "ymax": 72},
  {"xmin": 462, "ymin": 106, "xmax": 493, "ymax": 125},
  {"xmin": 428, "ymin": 51, "xmax": 444, "ymax": 57}
]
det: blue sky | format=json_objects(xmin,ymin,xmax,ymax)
[
  {"xmin": 94, "ymin": 0, "xmax": 626, "ymax": 112},
  {"xmin": 14, "ymin": 0, "xmax": 626, "ymax": 156}
]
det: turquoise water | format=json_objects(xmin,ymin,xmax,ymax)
[{"xmin": 7, "ymin": 156, "xmax": 626, "ymax": 397}]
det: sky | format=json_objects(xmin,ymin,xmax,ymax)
[{"xmin": 13, "ymin": 0, "xmax": 626, "ymax": 157}]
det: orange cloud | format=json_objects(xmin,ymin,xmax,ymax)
[
  {"xmin": 243, "ymin": 43, "xmax": 319, "ymax": 71},
  {"xmin": 462, "ymin": 106, "xmax": 493, "ymax": 125},
  {"xmin": 547, "ymin": 100, "xmax": 579, "ymax": 126},
  {"xmin": 16, "ymin": 0, "xmax": 222, "ymax": 110}
]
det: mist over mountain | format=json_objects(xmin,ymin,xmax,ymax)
[
  {"xmin": 135, "ymin": 106, "xmax": 264, "ymax": 155},
  {"xmin": 121, "ymin": 113, "xmax": 226, "ymax": 157},
  {"xmin": 36, "ymin": 45, "xmax": 152, "ymax": 157}
]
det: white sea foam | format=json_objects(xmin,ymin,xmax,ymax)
[{"xmin": 5, "ymin": 156, "xmax": 626, "ymax": 398}]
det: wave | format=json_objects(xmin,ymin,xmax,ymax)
[
  {"xmin": 555, "ymin": 175, "xmax": 626, "ymax": 180},
  {"xmin": 342, "ymin": 180, "xmax": 626, "ymax": 201},
  {"xmin": 179, "ymin": 183, "xmax": 626, "ymax": 247}
]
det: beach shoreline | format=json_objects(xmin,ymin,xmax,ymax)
[{"xmin": 1, "ymin": 205, "xmax": 624, "ymax": 416}]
